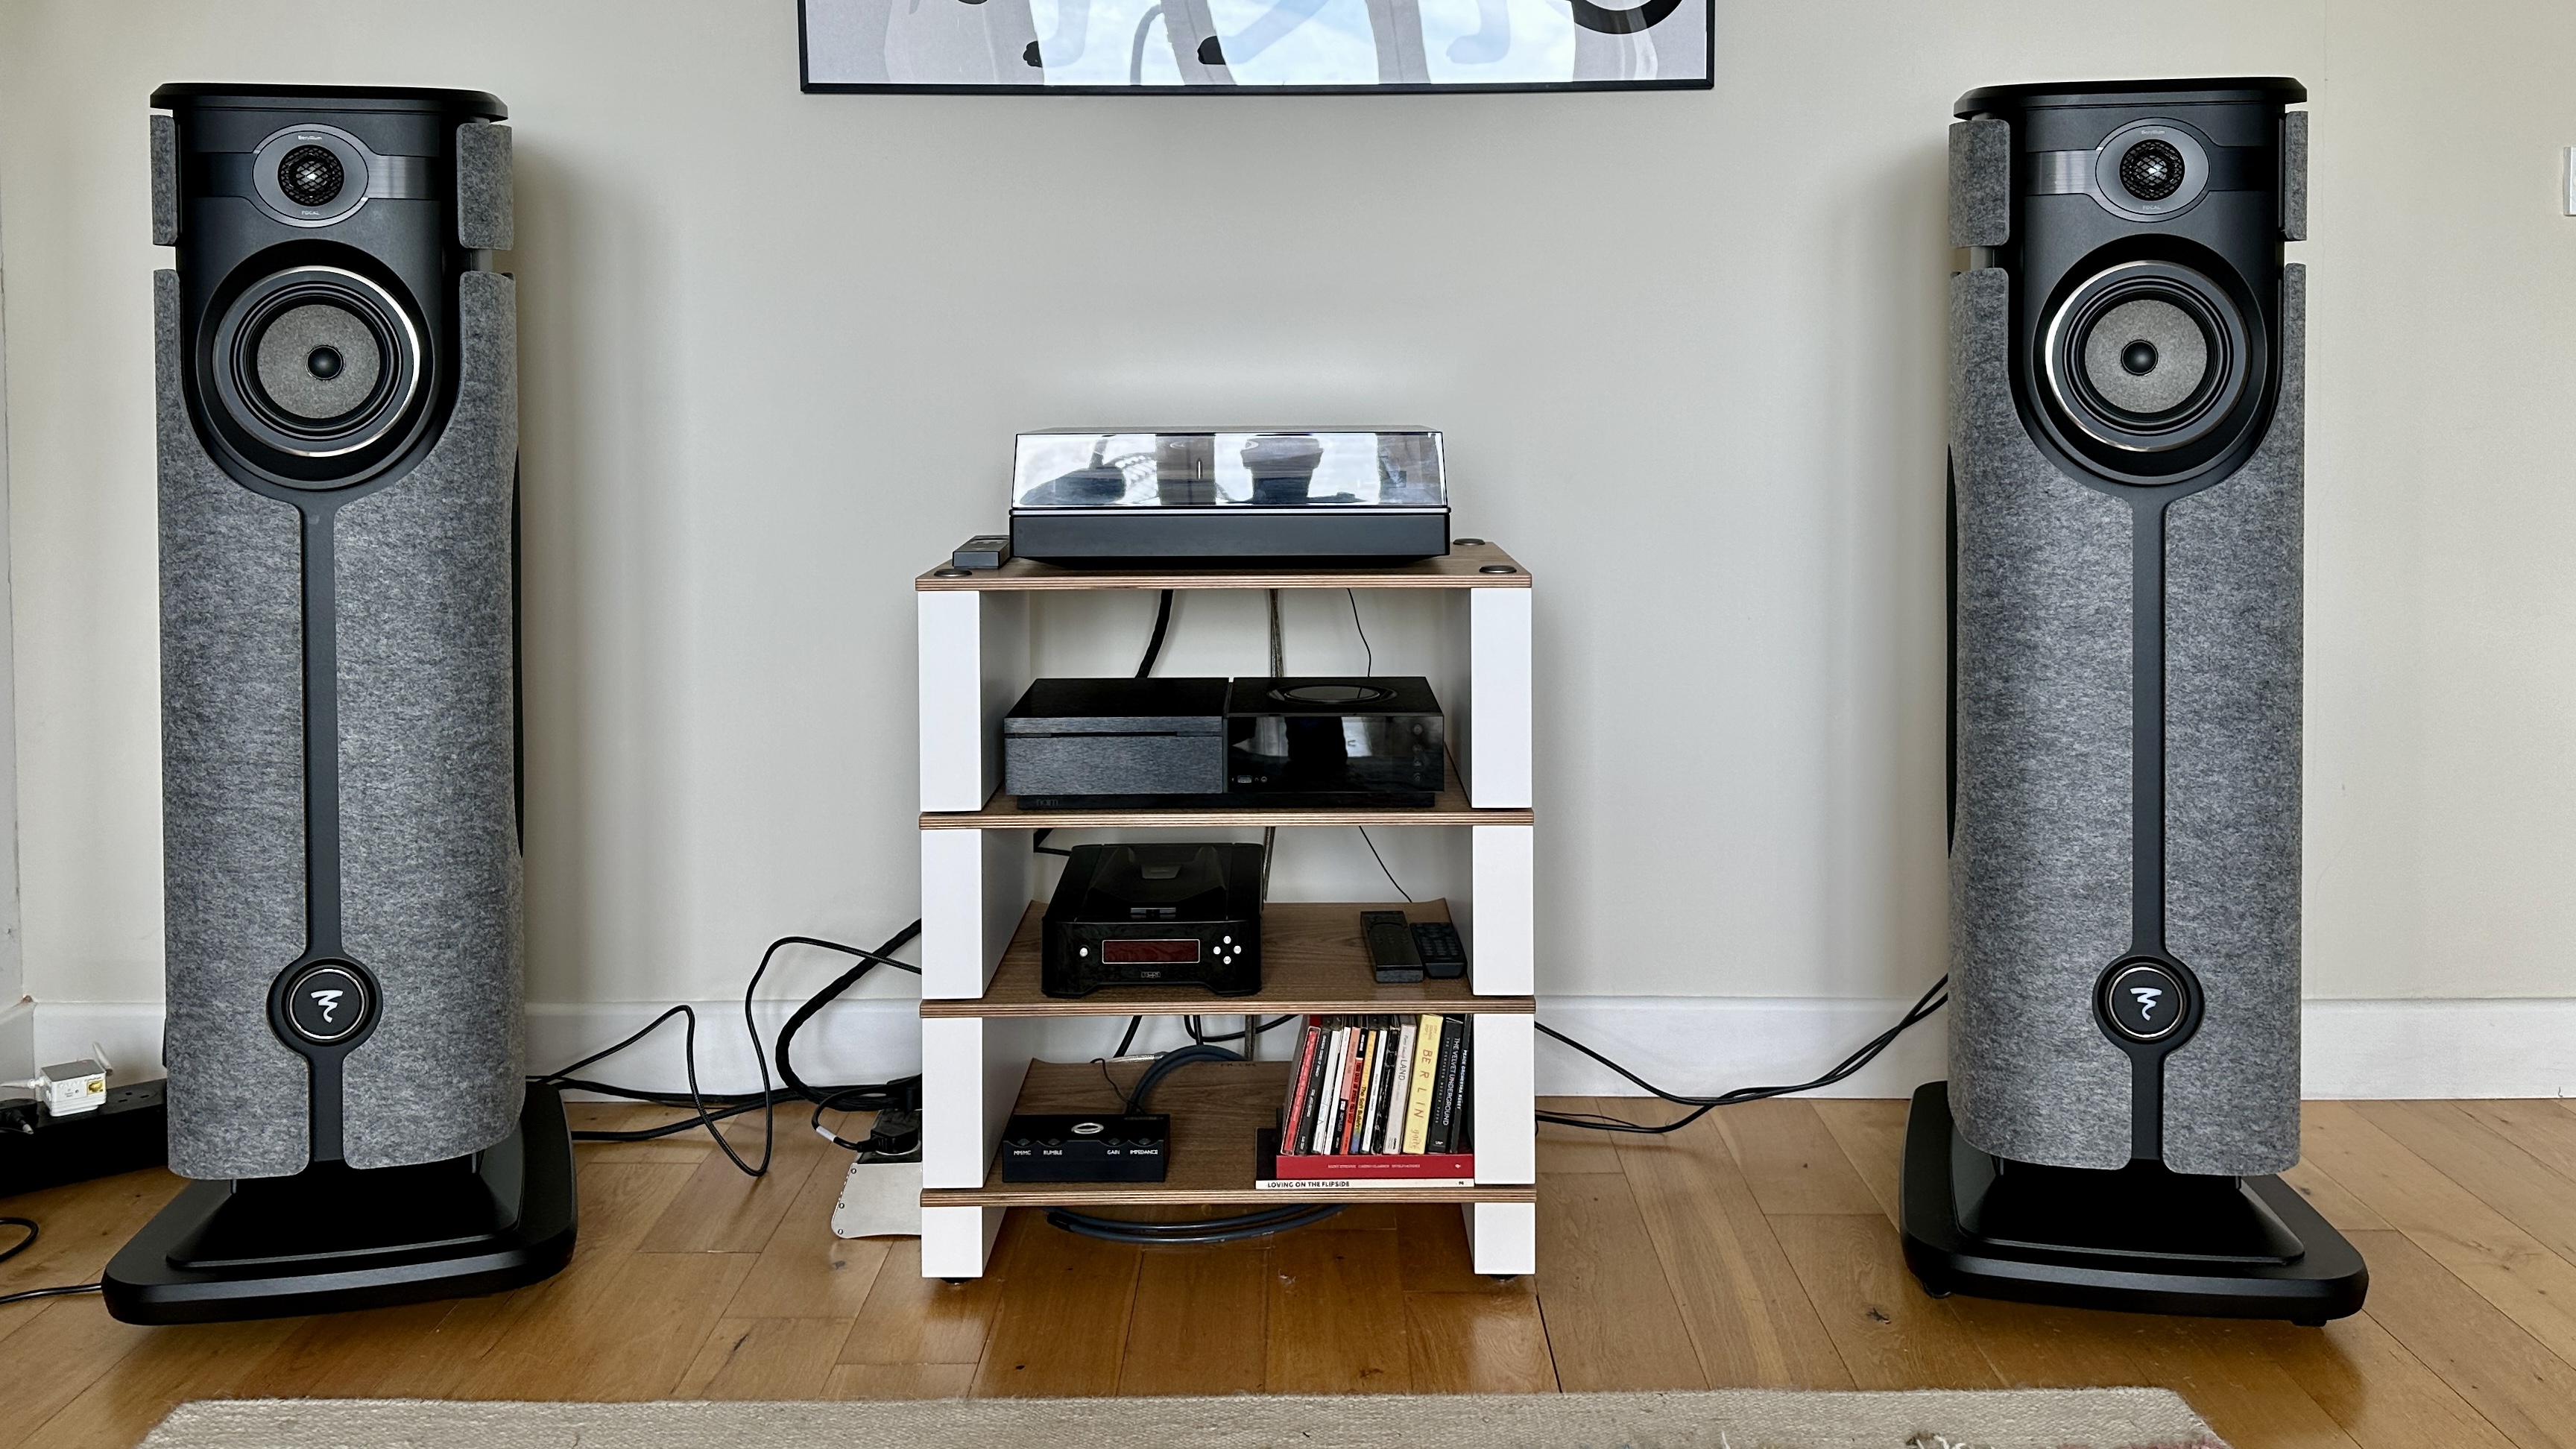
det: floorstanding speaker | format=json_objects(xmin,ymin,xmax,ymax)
[
  {"xmin": 1900, "ymin": 78, "xmax": 2366, "ymax": 1322},
  {"xmin": 105, "ymin": 84, "xmax": 575, "ymax": 1324}
]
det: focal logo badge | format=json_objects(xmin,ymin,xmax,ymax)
[
  {"xmin": 2100, "ymin": 960, "xmax": 2188, "ymax": 1043},
  {"xmin": 284, "ymin": 962, "xmax": 373, "ymax": 1044}
]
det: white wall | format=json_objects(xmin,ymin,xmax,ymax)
[
  {"xmin": 1, "ymin": 2, "xmax": 2572, "ymax": 1079},
  {"xmin": 0, "ymin": 147, "xmax": 23, "ymax": 1078}
]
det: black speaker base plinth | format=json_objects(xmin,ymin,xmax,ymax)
[
  {"xmin": 102, "ymin": 1082, "xmax": 576, "ymax": 1325},
  {"xmin": 1898, "ymin": 1082, "xmax": 2366, "ymax": 1323}
]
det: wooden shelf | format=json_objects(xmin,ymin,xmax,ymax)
[
  {"xmin": 921, "ymin": 900, "xmax": 1533, "ymax": 1017},
  {"xmin": 915, "ymin": 540, "xmax": 1530, "ymax": 592},
  {"xmin": 921, "ymin": 1058, "xmax": 1532, "ymax": 1208},
  {"xmin": 921, "ymin": 757, "xmax": 1530, "ymax": 830}
]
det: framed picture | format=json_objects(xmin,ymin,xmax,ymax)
[{"xmin": 798, "ymin": 0, "xmax": 1709, "ymax": 93}]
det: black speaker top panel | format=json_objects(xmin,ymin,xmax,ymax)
[
  {"xmin": 1955, "ymin": 77, "xmax": 2305, "ymax": 119},
  {"xmin": 151, "ymin": 83, "xmax": 506, "ymax": 120}
]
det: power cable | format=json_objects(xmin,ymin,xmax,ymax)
[
  {"xmin": 534, "ymin": 925, "xmax": 926, "ymax": 1176},
  {"xmin": 1535, "ymin": 975, "xmax": 1949, "ymax": 1134},
  {"xmin": 0, "ymin": 1217, "xmax": 103, "ymax": 1310},
  {"xmin": 1137, "ymin": 589, "xmax": 1175, "ymax": 677}
]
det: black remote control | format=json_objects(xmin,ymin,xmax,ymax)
[
  {"xmin": 1362, "ymin": 910, "xmax": 1423, "ymax": 984},
  {"xmin": 952, "ymin": 534, "xmax": 1011, "ymax": 570},
  {"xmin": 1411, "ymin": 921, "xmax": 1466, "ymax": 979}
]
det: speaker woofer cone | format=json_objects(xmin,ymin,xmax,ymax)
[
  {"xmin": 2040, "ymin": 259, "xmax": 2252, "ymax": 474},
  {"xmin": 207, "ymin": 265, "xmax": 426, "ymax": 474}
]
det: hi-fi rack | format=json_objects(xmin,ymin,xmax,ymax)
[{"xmin": 912, "ymin": 544, "xmax": 1538, "ymax": 1279}]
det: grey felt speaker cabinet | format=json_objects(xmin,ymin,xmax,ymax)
[
  {"xmin": 151, "ymin": 85, "xmax": 524, "ymax": 1179},
  {"xmin": 1903, "ymin": 78, "xmax": 2363, "ymax": 1323},
  {"xmin": 113, "ymin": 85, "xmax": 572, "ymax": 1327}
]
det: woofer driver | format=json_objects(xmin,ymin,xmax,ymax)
[
  {"xmin": 2040, "ymin": 259, "xmax": 2250, "ymax": 476},
  {"xmin": 206, "ymin": 266, "xmax": 425, "ymax": 480}
]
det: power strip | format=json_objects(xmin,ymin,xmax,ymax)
[{"xmin": 0, "ymin": 1076, "xmax": 169, "ymax": 1198}]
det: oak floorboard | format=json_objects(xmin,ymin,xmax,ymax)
[
  {"xmin": 1810, "ymin": 1098, "xmax": 1911, "ymax": 1224},
  {"xmin": 2358, "ymin": 1100, "xmax": 2576, "ymax": 1267},
  {"xmin": 1948, "ymin": 1298, "xmax": 2168, "ymax": 1389},
  {"xmin": 24, "ymin": 1318, "xmax": 300, "ymax": 1449},
  {"xmin": 675, "ymin": 1316, "xmax": 855, "ymax": 1398},
  {"xmin": 2116, "ymin": 1319, "xmax": 2364, "ymax": 1449},
  {"xmin": 18, "ymin": 1099, "xmax": 2576, "ymax": 1433},
  {"xmin": 1532, "ymin": 1171, "xmax": 1706, "ymax": 1390},
  {"xmin": 1392, "ymin": 1202, "xmax": 1535, "ymax": 1296},
  {"xmin": 2250, "ymin": 1312, "xmax": 2522, "ymax": 1449},
  {"xmin": 635, "ymin": 1117, "xmax": 833, "ymax": 1255},
  {"xmin": 1712, "ymin": 1101, "xmax": 1886, "ymax": 1218},
  {"xmin": 0, "ymin": 1170, "xmax": 184, "ymax": 1448},
  {"xmin": 823, "ymin": 1362, "xmax": 978, "ymax": 1399},
  {"xmin": 722, "ymin": 1155, "xmax": 894, "ymax": 1319},
  {"xmin": 1403, "ymin": 1292, "xmax": 1558, "ymax": 1393},
  {"xmin": 1535, "ymin": 1096, "xmax": 1635, "ymax": 1175},
  {"xmin": 225, "ymin": 1301, "xmax": 464, "ymax": 1399},
  {"xmin": 1266, "ymin": 1228, "xmax": 1412, "ymax": 1394},
  {"xmin": 0, "ymin": 1300, "xmax": 159, "ymax": 1449},
  {"xmin": 970, "ymin": 1216, "xmax": 1141, "ymax": 1397},
  {"xmin": 1614, "ymin": 1124, "xmax": 1853, "ymax": 1388},
  {"xmin": 836, "ymin": 1236, "xmax": 1005, "ymax": 1368},
  {"xmin": 1117, "ymin": 1244, "xmax": 1271, "ymax": 1396},
  {"xmin": 458, "ymin": 1250, "xmax": 758, "ymax": 1400},
  {"xmin": 0, "ymin": 1169, "xmax": 181, "ymax": 1309},
  {"xmin": 563, "ymin": 1102, "xmax": 721, "ymax": 1164},
  {"xmin": 2302, "ymin": 1101, "xmax": 2576, "ymax": 1365},
  {"xmin": 2455, "ymin": 1100, "xmax": 2576, "ymax": 1186},
  {"xmin": 2280, "ymin": 1159, "xmax": 2393, "ymax": 1234},
  {"xmin": 2337, "ymin": 1230, "xmax": 2576, "ymax": 1449},
  {"xmin": 1769, "ymin": 1213, "xmax": 1998, "ymax": 1390}
]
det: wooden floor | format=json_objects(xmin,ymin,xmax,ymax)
[{"xmin": 6, "ymin": 1096, "xmax": 2576, "ymax": 1448}]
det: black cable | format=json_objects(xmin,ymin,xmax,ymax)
[
  {"xmin": 764, "ymin": 927, "xmax": 923, "ymax": 1106},
  {"xmin": 535, "ymin": 925, "xmax": 926, "ymax": 1177},
  {"xmin": 0, "ymin": 1218, "xmax": 34, "ymax": 1267},
  {"xmin": 1345, "ymin": 588, "xmax": 1374, "ymax": 675},
  {"xmin": 1357, "ymin": 827, "xmax": 1412, "ymax": 903},
  {"xmin": 1046, "ymin": 1205, "xmax": 1344, "ymax": 1245},
  {"xmin": 1114, "ymin": 1015, "xmax": 1143, "ymax": 1058},
  {"xmin": 1049, "ymin": 1046, "xmax": 1349, "ymax": 1246},
  {"xmin": 0, "ymin": 1282, "xmax": 101, "ymax": 1308},
  {"xmin": 1137, "ymin": 589, "xmax": 1175, "ymax": 677},
  {"xmin": 535, "ymin": 1003, "xmax": 771, "ymax": 1175},
  {"xmin": 1535, "ymin": 975, "xmax": 1949, "ymax": 1134},
  {"xmin": 1183, "ymin": 1014, "xmax": 1298, "ymax": 1045}
]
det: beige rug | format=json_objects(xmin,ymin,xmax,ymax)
[{"xmin": 142, "ymin": 1390, "xmax": 2223, "ymax": 1448}]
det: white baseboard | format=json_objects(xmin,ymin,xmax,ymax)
[{"xmin": 22, "ymin": 994, "xmax": 2575, "ymax": 1101}]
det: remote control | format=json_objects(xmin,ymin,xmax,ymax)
[
  {"xmin": 952, "ymin": 534, "xmax": 1012, "ymax": 570},
  {"xmin": 1411, "ymin": 921, "xmax": 1466, "ymax": 979},
  {"xmin": 1362, "ymin": 910, "xmax": 1424, "ymax": 984}
]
